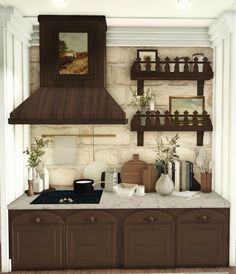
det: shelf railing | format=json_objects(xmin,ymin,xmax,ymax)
[
  {"xmin": 130, "ymin": 110, "xmax": 213, "ymax": 146},
  {"xmin": 131, "ymin": 56, "xmax": 214, "ymax": 95}
]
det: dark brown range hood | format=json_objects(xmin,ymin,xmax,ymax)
[{"xmin": 8, "ymin": 15, "xmax": 127, "ymax": 125}]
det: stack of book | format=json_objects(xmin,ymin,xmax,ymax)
[{"xmin": 157, "ymin": 160, "xmax": 194, "ymax": 191}]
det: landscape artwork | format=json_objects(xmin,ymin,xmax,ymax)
[
  {"xmin": 59, "ymin": 32, "xmax": 88, "ymax": 75},
  {"xmin": 169, "ymin": 96, "xmax": 205, "ymax": 115}
]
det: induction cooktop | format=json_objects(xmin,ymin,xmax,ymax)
[{"xmin": 31, "ymin": 190, "xmax": 103, "ymax": 204}]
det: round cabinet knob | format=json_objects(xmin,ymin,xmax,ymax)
[
  {"xmin": 147, "ymin": 216, "xmax": 155, "ymax": 223},
  {"xmin": 89, "ymin": 216, "xmax": 95, "ymax": 223},
  {"xmin": 201, "ymin": 215, "xmax": 208, "ymax": 222},
  {"xmin": 34, "ymin": 217, "xmax": 41, "ymax": 224}
]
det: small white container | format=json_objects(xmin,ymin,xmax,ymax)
[
  {"xmin": 114, "ymin": 183, "xmax": 138, "ymax": 198},
  {"xmin": 34, "ymin": 173, "xmax": 44, "ymax": 193}
]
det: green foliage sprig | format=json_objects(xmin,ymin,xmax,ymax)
[
  {"xmin": 156, "ymin": 134, "xmax": 180, "ymax": 174},
  {"xmin": 128, "ymin": 87, "xmax": 152, "ymax": 110},
  {"xmin": 23, "ymin": 138, "xmax": 51, "ymax": 168}
]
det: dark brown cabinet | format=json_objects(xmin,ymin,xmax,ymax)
[
  {"xmin": 65, "ymin": 211, "xmax": 117, "ymax": 268},
  {"xmin": 9, "ymin": 208, "xmax": 229, "ymax": 270},
  {"xmin": 177, "ymin": 209, "xmax": 229, "ymax": 267},
  {"xmin": 11, "ymin": 211, "xmax": 64, "ymax": 270},
  {"xmin": 124, "ymin": 210, "xmax": 174, "ymax": 267}
]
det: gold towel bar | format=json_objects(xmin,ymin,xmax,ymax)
[{"xmin": 41, "ymin": 134, "xmax": 116, "ymax": 138}]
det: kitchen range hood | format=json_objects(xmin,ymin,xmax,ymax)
[{"xmin": 8, "ymin": 15, "xmax": 127, "ymax": 125}]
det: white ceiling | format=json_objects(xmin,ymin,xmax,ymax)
[{"xmin": 1, "ymin": 0, "xmax": 236, "ymax": 19}]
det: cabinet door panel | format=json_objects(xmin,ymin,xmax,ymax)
[
  {"xmin": 177, "ymin": 209, "xmax": 229, "ymax": 266},
  {"xmin": 11, "ymin": 212, "xmax": 64, "ymax": 270},
  {"xmin": 66, "ymin": 211, "xmax": 117, "ymax": 267},
  {"xmin": 124, "ymin": 210, "xmax": 174, "ymax": 267},
  {"xmin": 126, "ymin": 224, "xmax": 173, "ymax": 266}
]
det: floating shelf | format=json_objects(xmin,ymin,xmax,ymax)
[
  {"xmin": 130, "ymin": 110, "xmax": 213, "ymax": 146},
  {"xmin": 131, "ymin": 56, "xmax": 214, "ymax": 95}
]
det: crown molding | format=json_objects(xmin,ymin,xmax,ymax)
[
  {"xmin": 4, "ymin": 7, "xmax": 33, "ymax": 46},
  {"xmin": 209, "ymin": 11, "xmax": 234, "ymax": 46},
  {"xmin": 30, "ymin": 24, "xmax": 211, "ymax": 47},
  {"xmin": 26, "ymin": 15, "xmax": 215, "ymax": 27}
]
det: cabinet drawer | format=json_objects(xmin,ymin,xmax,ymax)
[
  {"xmin": 65, "ymin": 211, "xmax": 117, "ymax": 268},
  {"xmin": 124, "ymin": 210, "xmax": 175, "ymax": 267},
  {"xmin": 11, "ymin": 212, "xmax": 64, "ymax": 270},
  {"xmin": 177, "ymin": 209, "xmax": 229, "ymax": 267}
]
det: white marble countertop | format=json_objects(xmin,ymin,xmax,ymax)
[{"xmin": 8, "ymin": 190, "xmax": 230, "ymax": 210}]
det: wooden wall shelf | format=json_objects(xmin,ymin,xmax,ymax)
[
  {"xmin": 131, "ymin": 57, "xmax": 213, "ymax": 95},
  {"xmin": 130, "ymin": 110, "xmax": 213, "ymax": 146}
]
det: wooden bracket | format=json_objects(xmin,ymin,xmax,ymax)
[
  {"xmin": 137, "ymin": 80, "xmax": 144, "ymax": 95},
  {"xmin": 137, "ymin": 131, "xmax": 144, "ymax": 146},
  {"xmin": 197, "ymin": 80, "xmax": 205, "ymax": 96},
  {"xmin": 197, "ymin": 131, "xmax": 204, "ymax": 146}
]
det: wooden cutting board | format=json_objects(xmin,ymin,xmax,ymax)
[
  {"xmin": 142, "ymin": 164, "xmax": 159, "ymax": 192},
  {"xmin": 120, "ymin": 154, "xmax": 147, "ymax": 185}
]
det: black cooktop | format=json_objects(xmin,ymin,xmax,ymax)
[{"xmin": 31, "ymin": 190, "xmax": 103, "ymax": 204}]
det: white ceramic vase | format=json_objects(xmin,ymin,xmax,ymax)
[
  {"xmin": 155, "ymin": 173, "xmax": 174, "ymax": 196},
  {"xmin": 28, "ymin": 167, "xmax": 37, "ymax": 181}
]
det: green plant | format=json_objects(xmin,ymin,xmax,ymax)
[
  {"xmin": 156, "ymin": 134, "xmax": 179, "ymax": 174},
  {"xmin": 128, "ymin": 88, "xmax": 152, "ymax": 110},
  {"xmin": 23, "ymin": 138, "xmax": 51, "ymax": 168}
]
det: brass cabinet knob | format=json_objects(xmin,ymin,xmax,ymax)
[
  {"xmin": 34, "ymin": 217, "xmax": 41, "ymax": 224},
  {"xmin": 89, "ymin": 216, "xmax": 95, "ymax": 223},
  {"xmin": 147, "ymin": 216, "xmax": 155, "ymax": 223},
  {"xmin": 201, "ymin": 215, "xmax": 209, "ymax": 222}
]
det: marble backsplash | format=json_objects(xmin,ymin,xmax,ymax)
[{"xmin": 30, "ymin": 46, "xmax": 213, "ymax": 186}]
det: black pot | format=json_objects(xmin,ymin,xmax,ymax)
[{"xmin": 73, "ymin": 179, "xmax": 94, "ymax": 194}]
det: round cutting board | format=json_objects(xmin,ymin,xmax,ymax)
[{"xmin": 120, "ymin": 154, "xmax": 147, "ymax": 185}]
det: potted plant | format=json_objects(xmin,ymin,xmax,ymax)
[
  {"xmin": 128, "ymin": 88, "xmax": 153, "ymax": 125},
  {"xmin": 155, "ymin": 134, "xmax": 179, "ymax": 195},
  {"xmin": 23, "ymin": 138, "xmax": 50, "ymax": 195},
  {"xmin": 128, "ymin": 88, "xmax": 152, "ymax": 110}
]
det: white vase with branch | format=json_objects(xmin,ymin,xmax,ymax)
[
  {"xmin": 155, "ymin": 134, "xmax": 179, "ymax": 195},
  {"xmin": 23, "ymin": 138, "xmax": 51, "ymax": 195}
]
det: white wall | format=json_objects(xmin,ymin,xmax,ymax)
[
  {"xmin": 0, "ymin": 6, "xmax": 32, "ymax": 272},
  {"xmin": 209, "ymin": 11, "xmax": 236, "ymax": 266}
]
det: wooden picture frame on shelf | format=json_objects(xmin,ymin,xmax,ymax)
[
  {"xmin": 137, "ymin": 49, "xmax": 158, "ymax": 71},
  {"xmin": 169, "ymin": 96, "xmax": 205, "ymax": 115}
]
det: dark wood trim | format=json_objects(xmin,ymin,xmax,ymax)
[
  {"xmin": 8, "ymin": 87, "xmax": 128, "ymax": 125},
  {"xmin": 131, "ymin": 57, "xmax": 213, "ymax": 96},
  {"xmin": 131, "ymin": 110, "xmax": 213, "ymax": 146}
]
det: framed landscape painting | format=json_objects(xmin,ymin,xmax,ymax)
[
  {"xmin": 59, "ymin": 32, "xmax": 88, "ymax": 75},
  {"xmin": 169, "ymin": 96, "xmax": 205, "ymax": 115},
  {"xmin": 38, "ymin": 15, "xmax": 107, "ymax": 87}
]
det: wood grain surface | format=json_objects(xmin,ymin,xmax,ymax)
[
  {"xmin": 120, "ymin": 154, "xmax": 147, "ymax": 185},
  {"xmin": 142, "ymin": 164, "xmax": 159, "ymax": 192},
  {"xmin": 8, "ymin": 268, "xmax": 234, "ymax": 273},
  {"xmin": 8, "ymin": 87, "xmax": 127, "ymax": 124}
]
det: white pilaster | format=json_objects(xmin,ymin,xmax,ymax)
[
  {"xmin": 0, "ymin": 6, "xmax": 32, "ymax": 273},
  {"xmin": 209, "ymin": 11, "xmax": 236, "ymax": 266}
]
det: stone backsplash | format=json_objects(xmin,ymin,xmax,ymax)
[{"xmin": 30, "ymin": 46, "xmax": 212, "ymax": 185}]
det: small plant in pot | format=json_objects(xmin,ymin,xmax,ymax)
[
  {"xmin": 128, "ymin": 87, "xmax": 153, "ymax": 125},
  {"xmin": 155, "ymin": 134, "xmax": 179, "ymax": 195},
  {"xmin": 23, "ymin": 138, "xmax": 51, "ymax": 195},
  {"xmin": 128, "ymin": 87, "xmax": 152, "ymax": 110}
]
